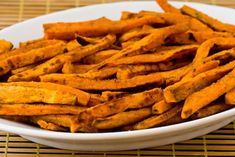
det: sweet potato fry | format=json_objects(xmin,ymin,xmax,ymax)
[
  {"xmin": 43, "ymin": 16, "xmax": 165, "ymax": 40},
  {"xmin": 0, "ymin": 85, "xmax": 77, "ymax": 105},
  {"xmin": 158, "ymin": 113, "xmax": 184, "ymax": 126},
  {"xmin": 182, "ymin": 68, "xmax": 235, "ymax": 119},
  {"xmin": 81, "ymin": 49, "xmax": 119, "ymax": 64},
  {"xmin": 88, "ymin": 23, "xmax": 189, "ymax": 71},
  {"xmin": 225, "ymin": 88, "xmax": 235, "ymax": 105},
  {"xmin": 40, "ymin": 72, "xmax": 164, "ymax": 91},
  {"xmin": 156, "ymin": 0, "xmax": 181, "ymax": 13},
  {"xmin": 181, "ymin": 5, "xmax": 235, "ymax": 33},
  {"xmin": 108, "ymin": 44, "xmax": 198, "ymax": 66},
  {"xmin": 191, "ymin": 101, "xmax": 231, "ymax": 119},
  {"xmin": 152, "ymin": 100, "xmax": 174, "ymax": 114},
  {"xmin": 31, "ymin": 115, "xmax": 79, "ymax": 132},
  {"xmin": 0, "ymin": 104, "xmax": 86, "ymax": 115},
  {"xmin": 19, "ymin": 38, "xmax": 44, "ymax": 47},
  {"xmin": 62, "ymin": 63, "xmax": 97, "ymax": 74},
  {"xmin": 101, "ymin": 91, "xmax": 128, "ymax": 101},
  {"xmin": 0, "ymin": 39, "xmax": 13, "ymax": 54},
  {"xmin": 4, "ymin": 82, "xmax": 90, "ymax": 106},
  {"xmin": 66, "ymin": 39, "xmax": 81, "ymax": 51},
  {"xmin": 8, "ymin": 54, "xmax": 68, "ymax": 82},
  {"xmin": 191, "ymin": 60, "xmax": 220, "ymax": 77},
  {"xmin": 77, "ymin": 67, "xmax": 118, "ymax": 79},
  {"xmin": 92, "ymin": 108, "xmax": 152, "ymax": 130},
  {"xmin": 31, "ymin": 118, "xmax": 67, "ymax": 131},
  {"xmin": 79, "ymin": 88, "xmax": 162, "ymax": 121},
  {"xmin": 204, "ymin": 48, "xmax": 235, "ymax": 64},
  {"xmin": 133, "ymin": 104, "xmax": 182, "ymax": 130},
  {"xmin": 164, "ymin": 60, "xmax": 235, "ymax": 103},
  {"xmin": 11, "ymin": 64, "xmax": 38, "ymax": 75},
  {"xmin": 0, "ymin": 41, "xmax": 65, "ymax": 76},
  {"xmin": 120, "ymin": 11, "xmax": 138, "ymax": 20},
  {"xmin": 76, "ymin": 35, "xmax": 101, "ymax": 45},
  {"xmin": 67, "ymin": 34, "xmax": 116, "ymax": 63}
]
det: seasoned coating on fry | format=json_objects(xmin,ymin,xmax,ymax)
[
  {"xmin": 66, "ymin": 39, "xmax": 81, "ymax": 51},
  {"xmin": 182, "ymin": 68, "xmax": 235, "ymax": 119},
  {"xmin": 225, "ymin": 88, "xmax": 235, "ymax": 105},
  {"xmin": 0, "ymin": 104, "xmax": 86, "ymax": 116},
  {"xmin": 0, "ymin": 41, "xmax": 65, "ymax": 76},
  {"xmin": 11, "ymin": 64, "xmax": 38, "ymax": 75},
  {"xmin": 108, "ymin": 44, "xmax": 198, "ymax": 66},
  {"xmin": 0, "ymin": 39, "xmax": 13, "ymax": 54},
  {"xmin": 181, "ymin": 5, "xmax": 235, "ymax": 33},
  {"xmin": 31, "ymin": 118, "xmax": 67, "ymax": 131},
  {"xmin": 93, "ymin": 108, "xmax": 152, "ymax": 129},
  {"xmin": 40, "ymin": 72, "xmax": 164, "ymax": 91},
  {"xmin": 19, "ymin": 38, "xmax": 44, "ymax": 47},
  {"xmin": 164, "ymin": 60, "xmax": 235, "ymax": 103},
  {"xmin": 81, "ymin": 49, "xmax": 119, "ymax": 64},
  {"xmin": 77, "ymin": 67, "xmax": 118, "ymax": 79},
  {"xmin": 152, "ymin": 100, "xmax": 174, "ymax": 114},
  {"xmin": 101, "ymin": 91, "xmax": 128, "ymax": 101},
  {"xmin": 134, "ymin": 104, "xmax": 182, "ymax": 130},
  {"xmin": 62, "ymin": 63, "xmax": 97, "ymax": 74},
  {"xmin": 8, "ymin": 54, "xmax": 69, "ymax": 82},
  {"xmin": 43, "ymin": 16, "xmax": 165, "ymax": 40},
  {"xmin": 191, "ymin": 101, "xmax": 231, "ymax": 119},
  {"xmin": 3, "ymin": 82, "xmax": 90, "ymax": 106}
]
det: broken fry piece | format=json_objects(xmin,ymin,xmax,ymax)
[
  {"xmin": 225, "ymin": 88, "xmax": 235, "ymax": 105},
  {"xmin": 0, "ymin": 39, "xmax": 13, "ymax": 54},
  {"xmin": 156, "ymin": 0, "xmax": 181, "ymax": 13},
  {"xmin": 152, "ymin": 100, "xmax": 174, "ymax": 114},
  {"xmin": 31, "ymin": 118, "xmax": 67, "ymax": 131}
]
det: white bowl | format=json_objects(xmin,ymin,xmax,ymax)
[{"xmin": 0, "ymin": 1, "xmax": 235, "ymax": 151}]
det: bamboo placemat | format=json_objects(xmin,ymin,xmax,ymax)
[{"xmin": 1, "ymin": 0, "xmax": 235, "ymax": 156}]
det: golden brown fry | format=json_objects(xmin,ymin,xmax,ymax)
[
  {"xmin": 92, "ymin": 108, "xmax": 152, "ymax": 130},
  {"xmin": 40, "ymin": 72, "xmax": 164, "ymax": 91},
  {"xmin": 76, "ymin": 35, "xmax": 101, "ymax": 45},
  {"xmin": 133, "ymin": 104, "xmax": 182, "ymax": 130},
  {"xmin": 31, "ymin": 118, "xmax": 67, "ymax": 131},
  {"xmin": 0, "ymin": 41, "xmax": 65, "ymax": 76},
  {"xmin": 181, "ymin": 5, "xmax": 235, "ymax": 33},
  {"xmin": 120, "ymin": 11, "xmax": 138, "ymax": 20},
  {"xmin": 225, "ymin": 88, "xmax": 235, "ymax": 105},
  {"xmin": 79, "ymin": 88, "xmax": 162, "ymax": 122},
  {"xmin": 19, "ymin": 38, "xmax": 44, "ymax": 47},
  {"xmin": 191, "ymin": 60, "xmax": 220, "ymax": 77},
  {"xmin": 182, "ymin": 68, "xmax": 235, "ymax": 119},
  {"xmin": 164, "ymin": 60, "xmax": 235, "ymax": 103},
  {"xmin": 0, "ymin": 84, "xmax": 77, "ymax": 105},
  {"xmin": 62, "ymin": 63, "xmax": 97, "ymax": 74},
  {"xmin": 204, "ymin": 48, "xmax": 235, "ymax": 64},
  {"xmin": 88, "ymin": 23, "xmax": 189, "ymax": 72},
  {"xmin": 152, "ymin": 100, "xmax": 174, "ymax": 114},
  {"xmin": 11, "ymin": 64, "xmax": 38, "ymax": 75},
  {"xmin": 8, "ymin": 54, "xmax": 68, "ymax": 82},
  {"xmin": 0, "ymin": 39, "xmax": 13, "ymax": 54},
  {"xmin": 4, "ymin": 82, "xmax": 90, "ymax": 106},
  {"xmin": 101, "ymin": 91, "xmax": 128, "ymax": 101},
  {"xmin": 0, "ymin": 104, "xmax": 86, "ymax": 116},
  {"xmin": 66, "ymin": 39, "xmax": 81, "ymax": 51},
  {"xmin": 158, "ymin": 113, "xmax": 184, "ymax": 126},
  {"xmin": 191, "ymin": 101, "xmax": 231, "ymax": 119},
  {"xmin": 77, "ymin": 67, "xmax": 118, "ymax": 79},
  {"xmin": 156, "ymin": 0, "xmax": 181, "ymax": 13},
  {"xmin": 108, "ymin": 44, "xmax": 198, "ymax": 66},
  {"xmin": 81, "ymin": 49, "xmax": 119, "ymax": 64},
  {"xmin": 44, "ymin": 16, "xmax": 165, "ymax": 40},
  {"xmin": 31, "ymin": 115, "xmax": 79, "ymax": 132},
  {"xmin": 67, "ymin": 34, "xmax": 116, "ymax": 63}
]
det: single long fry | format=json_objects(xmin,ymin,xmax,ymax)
[
  {"xmin": 0, "ymin": 41, "xmax": 65, "ymax": 76},
  {"xmin": 93, "ymin": 108, "xmax": 152, "ymax": 130},
  {"xmin": 152, "ymin": 100, "xmax": 174, "ymax": 114},
  {"xmin": 81, "ymin": 49, "xmax": 119, "ymax": 64},
  {"xmin": 3, "ymin": 82, "xmax": 90, "ymax": 106},
  {"xmin": 108, "ymin": 44, "xmax": 198, "ymax": 66},
  {"xmin": 0, "ymin": 39, "xmax": 13, "ymax": 54},
  {"xmin": 40, "ymin": 72, "xmax": 164, "ymax": 91},
  {"xmin": 11, "ymin": 64, "xmax": 38, "ymax": 75},
  {"xmin": 19, "ymin": 38, "xmax": 44, "ymax": 47},
  {"xmin": 191, "ymin": 101, "xmax": 231, "ymax": 119},
  {"xmin": 66, "ymin": 39, "xmax": 81, "ymax": 51},
  {"xmin": 101, "ymin": 91, "xmax": 128, "ymax": 101},
  {"xmin": 77, "ymin": 67, "xmax": 118, "ymax": 79},
  {"xmin": 225, "ymin": 88, "xmax": 235, "ymax": 105},
  {"xmin": 134, "ymin": 104, "xmax": 182, "ymax": 130},
  {"xmin": 182, "ymin": 68, "xmax": 235, "ymax": 119},
  {"xmin": 67, "ymin": 34, "xmax": 116, "ymax": 63},
  {"xmin": 156, "ymin": 0, "xmax": 181, "ymax": 13},
  {"xmin": 181, "ymin": 5, "xmax": 235, "ymax": 33},
  {"xmin": 0, "ymin": 104, "xmax": 86, "ymax": 116},
  {"xmin": 44, "ymin": 16, "xmax": 165, "ymax": 40},
  {"xmin": 62, "ymin": 63, "xmax": 97, "ymax": 74},
  {"xmin": 164, "ymin": 60, "xmax": 235, "ymax": 103},
  {"xmin": 0, "ymin": 85, "xmax": 77, "ymax": 105},
  {"xmin": 31, "ymin": 118, "xmax": 67, "ymax": 131},
  {"xmin": 204, "ymin": 48, "xmax": 235, "ymax": 64},
  {"xmin": 8, "ymin": 54, "xmax": 68, "ymax": 82},
  {"xmin": 88, "ymin": 23, "xmax": 189, "ymax": 72}
]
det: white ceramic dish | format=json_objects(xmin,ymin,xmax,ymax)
[{"xmin": 0, "ymin": 1, "xmax": 235, "ymax": 151}]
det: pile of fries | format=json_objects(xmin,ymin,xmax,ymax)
[{"xmin": 0, "ymin": 0, "xmax": 235, "ymax": 133}]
